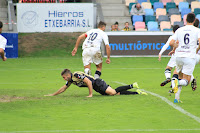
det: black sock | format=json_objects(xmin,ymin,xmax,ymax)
[
  {"xmin": 120, "ymin": 91, "xmax": 138, "ymax": 95},
  {"xmin": 95, "ymin": 70, "xmax": 101, "ymax": 77},
  {"xmin": 115, "ymin": 85, "xmax": 131, "ymax": 93},
  {"xmin": 172, "ymin": 74, "xmax": 178, "ymax": 79}
]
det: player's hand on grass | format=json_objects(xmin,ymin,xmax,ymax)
[
  {"xmin": 158, "ymin": 54, "xmax": 161, "ymax": 61},
  {"xmin": 106, "ymin": 58, "xmax": 110, "ymax": 64},
  {"xmin": 44, "ymin": 94, "xmax": 54, "ymax": 96},
  {"xmin": 2, "ymin": 57, "xmax": 7, "ymax": 61},
  {"xmin": 71, "ymin": 48, "xmax": 77, "ymax": 56}
]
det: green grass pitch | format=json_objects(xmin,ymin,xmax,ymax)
[{"xmin": 0, "ymin": 57, "xmax": 200, "ymax": 133}]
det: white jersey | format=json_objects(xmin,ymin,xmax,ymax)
[
  {"xmin": 172, "ymin": 25, "xmax": 200, "ymax": 58},
  {"xmin": 159, "ymin": 35, "xmax": 173, "ymax": 55},
  {"xmin": 0, "ymin": 34, "xmax": 7, "ymax": 50},
  {"xmin": 82, "ymin": 29, "xmax": 109, "ymax": 50}
]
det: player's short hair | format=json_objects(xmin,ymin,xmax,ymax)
[
  {"xmin": 61, "ymin": 69, "xmax": 71, "ymax": 76},
  {"xmin": 125, "ymin": 22, "xmax": 129, "ymax": 24},
  {"xmin": 0, "ymin": 21, "xmax": 3, "ymax": 29},
  {"xmin": 98, "ymin": 21, "xmax": 106, "ymax": 28},
  {"xmin": 194, "ymin": 19, "xmax": 199, "ymax": 28},
  {"xmin": 186, "ymin": 13, "xmax": 195, "ymax": 23},
  {"xmin": 173, "ymin": 25, "xmax": 180, "ymax": 33}
]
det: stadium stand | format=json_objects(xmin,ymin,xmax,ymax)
[
  {"xmin": 191, "ymin": 1, "xmax": 200, "ymax": 12},
  {"xmin": 153, "ymin": 2, "xmax": 164, "ymax": 12},
  {"xmin": 181, "ymin": 8, "xmax": 191, "ymax": 18},
  {"xmin": 145, "ymin": 9, "xmax": 154, "ymax": 16},
  {"xmin": 174, "ymin": 0, "xmax": 184, "ymax": 5},
  {"xmin": 183, "ymin": 14, "xmax": 187, "ymax": 25},
  {"xmin": 178, "ymin": 2, "xmax": 189, "ymax": 12},
  {"xmin": 132, "ymin": 15, "xmax": 143, "ymax": 25},
  {"xmin": 156, "ymin": 8, "xmax": 167, "ymax": 19},
  {"xmin": 138, "ymin": 0, "xmax": 148, "ymax": 4},
  {"xmin": 147, "ymin": 21, "xmax": 160, "ymax": 31},
  {"xmin": 187, "ymin": 0, "xmax": 196, "ymax": 4},
  {"xmin": 129, "ymin": 2, "xmax": 137, "ymax": 12},
  {"xmin": 135, "ymin": 21, "xmax": 146, "ymax": 30},
  {"xmin": 194, "ymin": 8, "xmax": 200, "ymax": 16},
  {"xmin": 196, "ymin": 14, "xmax": 200, "ymax": 22},
  {"xmin": 168, "ymin": 8, "xmax": 180, "ymax": 16},
  {"xmin": 19, "ymin": 0, "xmax": 56, "ymax": 2},
  {"xmin": 126, "ymin": 0, "xmax": 137, "ymax": 6},
  {"xmin": 158, "ymin": 15, "xmax": 170, "ymax": 24},
  {"xmin": 170, "ymin": 14, "xmax": 182, "ymax": 25},
  {"xmin": 160, "ymin": 21, "xmax": 171, "ymax": 31},
  {"xmin": 141, "ymin": 2, "xmax": 152, "ymax": 9},
  {"xmin": 174, "ymin": 21, "xmax": 184, "ymax": 27},
  {"xmin": 166, "ymin": 2, "xmax": 176, "ymax": 12},
  {"xmin": 150, "ymin": 0, "xmax": 159, "ymax": 6},
  {"xmin": 161, "ymin": 0, "xmax": 172, "ymax": 6},
  {"xmin": 145, "ymin": 15, "xmax": 156, "ymax": 24}
]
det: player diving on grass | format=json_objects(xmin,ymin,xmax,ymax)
[
  {"xmin": 71, "ymin": 21, "xmax": 111, "ymax": 79},
  {"xmin": 44, "ymin": 69, "xmax": 147, "ymax": 97},
  {"xmin": 0, "ymin": 21, "xmax": 7, "ymax": 61},
  {"xmin": 169, "ymin": 13, "xmax": 200, "ymax": 103}
]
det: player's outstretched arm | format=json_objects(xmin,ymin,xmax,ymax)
[
  {"xmin": 71, "ymin": 33, "xmax": 86, "ymax": 56},
  {"xmin": 83, "ymin": 77, "xmax": 93, "ymax": 97},
  {"xmin": 105, "ymin": 45, "xmax": 111, "ymax": 64},
  {"xmin": 0, "ymin": 48, "xmax": 6, "ymax": 61},
  {"xmin": 44, "ymin": 84, "xmax": 70, "ymax": 96}
]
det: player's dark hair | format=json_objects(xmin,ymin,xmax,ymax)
[
  {"xmin": 186, "ymin": 13, "xmax": 195, "ymax": 23},
  {"xmin": 0, "ymin": 21, "xmax": 3, "ymax": 28},
  {"xmin": 98, "ymin": 21, "xmax": 106, "ymax": 28},
  {"xmin": 194, "ymin": 19, "xmax": 199, "ymax": 28},
  {"xmin": 61, "ymin": 69, "xmax": 71, "ymax": 76},
  {"xmin": 173, "ymin": 25, "xmax": 180, "ymax": 32},
  {"xmin": 125, "ymin": 22, "xmax": 129, "ymax": 24}
]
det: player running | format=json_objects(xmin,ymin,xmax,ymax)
[
  {"xmin": 44, "ymin": 69, "xmax": 147, "ymax": 97},
  {"xmin": 71, "ymin": 21, "xmax": 111, "ymax": 79},
  {"xmin": 0, "ymin": 21, "xmax": 7, "ymax": 61},
  {"xmin": 169, "ymin": 13, "xmax": 200, "ymax": 103}
]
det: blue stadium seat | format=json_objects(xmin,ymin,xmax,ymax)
[
  {"xmin": 150, "ymin": 0, "xmax": 159, "ymax": 6},
  {"xmin": 145, "ymin": 15, "xmax": 156, "ymax": 25},
  {"xmin": 168, "ymin": 8, "xmax": 180, "ymax": 16},
  {"xmin": 132, "ymin": 15, "xmax": 144, "ymax": 25},
  {"xmin": 178, "ymin": 2, "xmax": 189, "ymax": 12},
  {"xmin": 174, "ymin": 21, "xmax": 184, "ymax": 27},
  {"xmin": 181, "ymin": 8, "xmax": 191, "ymax": 18},
  {"xmin": 163, "ymin": 28, "xmax": 173, "ymax": 31},
  {"xmin": 153, "ymin": 2, "xmax": 164, "ymax": 12},
  {"xmin": 194, "ymin": 8, "xmax": 200, "ymax": 16},
  {"xmin": 129, "ymin": 3, "xmax": 137, "ymax": 12},
  {"xmin": 158, "ymin": 15, "xmax": 170, "ymax": 23},
  {"xmin": 186, "ymin": 0, "xmax": 195, "ymax": 4},
  {"xmin": 145, "ymin": 9, "xmax": 154, "ymax": 16},
  {"xmin": 138, "ymin": 0, "xmax": 148, "ymax": 5},
  {"xmin": 166, "ymin": 2, "xmax": 176, "ymax": 12},
  {"xmin": 196, "ymin": 14, "xmax": 200, "ymax": 21},
  {"xmin": 147, "ymin": 21, "xmax": 160, "ymax": 31}
]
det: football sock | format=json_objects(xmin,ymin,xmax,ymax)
[
  {"xmin": 115, "ymin": 85, "xmax": 131, "ymax": 93},
  {"xmin": 120, "ymin": 91, "xmax": 138, "ymax": 95},
  {"xmin": 165, "ymin": 69, "xmax": 171, "ymax": 79},
  {"xmin": 172, "ymin": 74, "xmax": 178, "ymax": 79},
  {"xmin": 94, "ymin": 70, "xmax": 101, "ymax": 79},
  {"xmin": 84, "ymin": 68, "xmax": 91, "ymax": 75},
  {"xmin": 175, "ymin": 86, "xmax": 182, "ymax": 100},
  {"xmin": 179, "ymin": 79, "xmax": 188, "ymax": 86}
]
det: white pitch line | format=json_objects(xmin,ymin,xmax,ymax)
[
  {"xmin": 113, "ymin": 81, "xmax": 200, "ymax": 124},
  {"xmin": 1, "ymin": 128, "xmax": 200, "ymax": 133}
]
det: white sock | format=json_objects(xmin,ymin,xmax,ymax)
[
  {"xmin": 190, "ymin": 75, "xmax": 194, "ymax": 83},
  {"xmin": 94, "ymin": 74, "xmax": 100, "ymax": 79},
  {"xmin": 179, "ymin": 79, "xmax": 188, "ymax": 86},
  {"xmin": 165, "ymin": 69, "xmax": 171, "ymax": 79},
  {"xmin": 84, "ymin": 68, "xmax": 91, "ymax": 75},
  {"xmin": 175, "ymin": 86, "xmax": 182, "ymax": 100}
]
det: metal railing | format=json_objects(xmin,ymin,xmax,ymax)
[{"xmin": 7, "ymin": 0, "xmax": 17, "ymax": 32}]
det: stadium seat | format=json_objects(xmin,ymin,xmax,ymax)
[
  {"xmin": 132, "ymin": 15, "xmax": 144, "ymax": 25},
  {"xmin": 138, "ymin": 0, "xmax": 148, "ymax": 5},
  {"xmin": 166, "ymin": 2, "xmax": 176, "ymax": 12},
  {"xmin": 156, "ymin": 8, "xmax": 167, "ymax": 19},
  {"xmin": 160, "ymin": 21, "xmax": 171, "ymax": 31},
  {"xmin": 135, "ymin": 22, "xmax": 146, "ymax": 30},
  {"xmin": 150, "ymin": 0, "xmax": 159, "ymax": 6},
  {"xmin": 174, "ymin": 0, "xmax": 184, "ymax": 6},
  {"xmin": 168, "ymin": 8, "xmax": 180, "ymax": 16},
  {"xmin": 170, "ymin": 15, "xmax": 181, "ymax": 25},
  {"xmin": 126, "ymin": 0, "xmax": 137, "ymax": 6},
  {"xmin": 135, "ymin": 28, "xmax": 148, "ymax": 31},
  {"xmin": 145, "ymin": 9, "xmax": 154, "ymax": 16},
  {"xmin": 142, "ymin": 2, "xmax": 152, "ymax": 9},
  {"xmin": 191, "ymin": 1, "xmax": 200, "ymax": 12},
  {"xmin": 153, "ymin": 2, "xmax": 164, "ymax": 12},
  {"xmin": 145, "ymin": 15, "xmax": 156, "ymax": 25},
  {"xmin": 194, "ymin": 8, "xmax": 200, "ymax": 16},
  {"xmin": 181, "ymin": 8, "xmax": 191, "ymax": 18},
  {"xmin": 187, "ymin": 0, "xmax": 196, "ymax": 4},
  {"xmin": 129, "ymin": 2, "xmax": 137, "ymax": 12},
  {"xmin": 183, "ymin": 14, "xmax": 187, "ymax": 25},
  {"xmin": 147, "ymin": 21, "xmax": 160, "ymax": 31},
  {"xmin": 178, "ymin": 2, "xmax": 189, "ymax": 12},
  {"xmin": 163, "ymin": 28, "xmax": 173, "ymax": 31},
  {"xmin": 196, "ymin": 14, "xmax": 200, "ymax": 22},
  {"xmin": 174, "ymin": 21, "xmax": 184, "ymax": 27},
  {"xmin": 161, "ymin": 0, "xmax": 172, "ymax": 6},
  {"xmin": 158, "ymin": 15, "xmax": 170, "ymax": 24}
]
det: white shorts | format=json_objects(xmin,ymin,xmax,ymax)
[
  {"xmin": 167, "ymin": 55, "xmax": 176, "ymax": 68},
  {"xmin": 195, "ymin": 54, "xmax": 200, "ymax": 65},
  {"xmin": 176, "ymin": 57, "xmax": 196, "ymax": 76},
  {"xmin": 82, "ymin": 47, "xmax": 103, "ymax": 66}
]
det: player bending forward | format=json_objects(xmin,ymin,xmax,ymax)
[
  {"xmin": 71, "ymin": 21, "xmax": 111, "ymax": 79},
  {"xmin": 0, "ymin": 21, "xmax": 7, "ymax": 61},
  {"xmin": 44, "ymin": 69, "xmax": 147, "ymax": 97}
]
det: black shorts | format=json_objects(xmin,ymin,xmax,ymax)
[{"xmin": 93, "ymin": 78, "xmax": 109, "ymax": 95}]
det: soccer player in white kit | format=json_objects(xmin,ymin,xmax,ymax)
[
  {"xmin": 0, "ymin": 21, "xmax": 7, "ymax": 61},
  {"xmin": 71, "ymin": 21, "xmax": 111, "ymax": 79},
  {"xmin": 169, "ymin": 13, "xmax": 200, "ymax": 103}
]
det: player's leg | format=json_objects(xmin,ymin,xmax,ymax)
[
  {"xmin": 82, "ymin": 49, "xmax": 92, "ymax": 75},
  {"xmin": 95, "ymin": 63, "xmax": 102, "ymax": 79},
  {"xmin": 84, "ymin": 64, "xmax": 91, "ymax": 75},
  {"xmin": 93, "ymin": 50, "xmax": 103, "ymax": 79}
]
